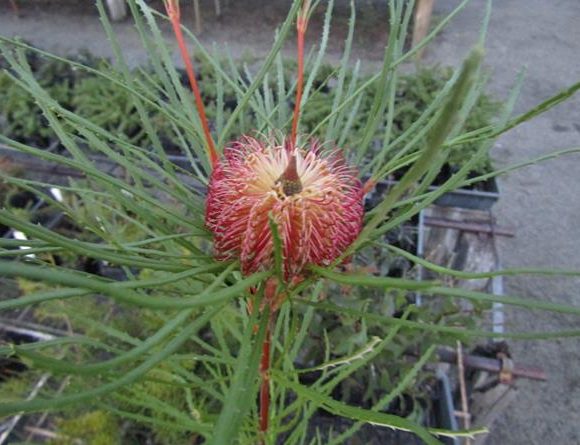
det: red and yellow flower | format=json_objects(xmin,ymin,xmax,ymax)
[{"xmin": 206, "ymin": 136, "xmax": 364, "ymax": 280}]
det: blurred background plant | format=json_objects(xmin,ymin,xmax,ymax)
[
  {"xmin": 0, "ymin": 1, "xmax": 579, "ymax": 444},
  {"xmin": 0, "ymin": 53, "xmax": 499, "ymax": 176}
]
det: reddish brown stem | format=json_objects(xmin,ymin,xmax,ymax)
[
  {"xmin": 259, "ymin": 319, "xmax": 271, "ymax": 438},
  {"xmin": 164, "ymin": 0, "xmax": 219, "ymax": 168},
  {"xmin": 290, "ymin": 1, "xmax": 310, "ymax": 147},
  {"xmin": 9, "ymin": 0, "xmax": 19, "ymax": 15}
]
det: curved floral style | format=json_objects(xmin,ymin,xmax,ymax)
[{"xmin": 205, "ymin": 136, "xmax": 364, "ymax": 280}]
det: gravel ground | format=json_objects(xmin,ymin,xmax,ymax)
[{"xmin": 1, "ymin": 1, "xmax": 579, "ymax": 444}]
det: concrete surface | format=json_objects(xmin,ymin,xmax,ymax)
[
  {"xmin": 1, "ymin": 1, "xmax": 579, "ymax": 444},
  {"xmin": 426, "ymin": 2, "xmax": 580, "ymax": 445}
]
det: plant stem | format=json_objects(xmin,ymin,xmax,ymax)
[
  {"xmin": 259, "ymin": 317, "xmax": 272, "ymax": 439},
  {"xmin": 163, "ymin": 0, "xmax": 219, "ymax": 168},
  {"xmin": 258, "ymin": 279, "xmax": 281, "ymax": 443},
  {"xmin": 290, "ymin": 0, "xmax": 310, "ymax": 146}
]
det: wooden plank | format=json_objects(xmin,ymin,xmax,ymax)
[
  {"xmin": 106, "ymin": 0, "xmax": 128, "ymax": 21},
  {"xmin": 412, "ymin": 0, "xmax": 435, "ymax": 58},
  {"xmin": 193, "ymin": 0, "xmax": 202, "ymax": 34}
]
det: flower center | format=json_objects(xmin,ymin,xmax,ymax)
[
  {"xmin": 278, "ymin": 153, "xmax": 303, "ymax": 196},
  {"xmin": 281, "ymin": 179, "xmax": 303, "ymax": 196}
]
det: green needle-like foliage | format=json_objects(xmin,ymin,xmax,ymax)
[{"xmin": 1, "ymin": 1, "xmax": 580, "ymax": 444}]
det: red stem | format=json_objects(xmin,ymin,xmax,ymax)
[
  {"xmin": 259, "ymin": 320, "xmax": 271, "ymax": 438},
  {"xmin": 164, "ymin": 1, "xmax": 219, "ymax": 168},
  {"xmin": 9, "ymin": 0, "xmax": 19, "ymax": 15},
  {"xmin": 290, "ymin": 1, "xmax": 310, "ymax": 147}
]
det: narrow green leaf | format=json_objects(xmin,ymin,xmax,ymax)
[
  {"xmin": 218, "ymin": 0, "xmax": 302, "ymax": 147},
  {"xmin": 269, "ymin": 214, "xmax": 284, "ymax": 282},
  {"xmin": 209, "ymin": 301, "xmax": 269, "ymax": 444},
  {"xmin": 312, "ymin": 266, "xmax": 580, "ymax": 315},
  {"xmin": 14, "ymin": 308, "xmax": 192, "ymax": 375},
  {"xmin": 273, "ymin": 371, "xmax": 446, "ymax": 445},
  {"xmin": 384, "ymin": 243, "xmax": 580, "ymax": 279},
  {"xmin": 327, "ymin": 344, "xmax": 437, "ymax": 445},
  {"xmin": 0, "ymin": 307, "xmax": 220, "ymax": 416},
  {"xmin": 355, "ymin": 47, "xmax": 483, "ymax": 254},
  {"xmin": 296, "ymin": 299, "xmax": 580, "ymax": 340},
  {"xmin": 310, "ymin": 265, "xmax": 438, "ymax": 290},
  {"xmin": 325, "ymin": 0, "xmax": 355, "ymax": 142},
  {"xmin": 0, "ymin": 261, "xmax": 269, "ymax": 310}
]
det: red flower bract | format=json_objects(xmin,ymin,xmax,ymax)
[{"xmin": 206, "ymin": 136, "xmax": 364, "ymax": 279}]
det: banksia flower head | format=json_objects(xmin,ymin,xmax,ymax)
[
  {"xmin": 162, "ymin": 0, "xmax": 367, "ymax": 437},
  {"xmin": 206, "ymin": 137, "xmax": 364, "ymax": 280}
]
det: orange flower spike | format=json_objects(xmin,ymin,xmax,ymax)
[{"xmin": 163, "ymin": 0, "xmax": 219, "ymax": 168}]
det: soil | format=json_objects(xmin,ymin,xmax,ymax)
[{"xmin": 1, "ymin": 1, "xmax": 580, "ymax": 444}]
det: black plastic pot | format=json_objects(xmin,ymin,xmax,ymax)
[
  {"xmin": 0, "ymin": 329, "xmax": 31, "ymax": 383},
  {"xmin": 435, "ymin": 371, "xmax": 460, "ymax": 445},
  {"xmin": 434, "ymin": 177, "xmax": 499, "ymax": 211},
  {"xmin": 294, "ymin": 374, "xmax": 459, "ymax": 444},
  {"xmin": 367, "ymin": 177, "xmax": 500, "ymax": 212}
]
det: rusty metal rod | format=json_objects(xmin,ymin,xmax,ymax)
[
  {"xmin": 424, "ymin": 216, "xmax": 516, "ymax": 237},
  {"xmin": 436, "ymin": 347, "xmax": 547, "ymax": 381}
]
